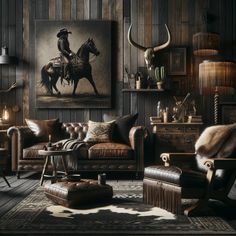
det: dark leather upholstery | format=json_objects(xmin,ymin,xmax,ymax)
[
  {"xmin": 89, "ymin": 143, "xmax": 133, "ymax": 159},
  {"xmin": 144, "ymin": 165, "xmax": 206, "ymax": 187},
  {"xmin": 23, "ymin": 143, "xmax": 47, "ymax": 159},
  {"xmin": 44, "ymin": 179, "xmax": 113, "ymax": 207},
  {"xmin": 7, "ymin": 122, "xmax": 145, "ymax": 176}
]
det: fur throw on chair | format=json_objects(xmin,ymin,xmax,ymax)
[{"xmin": 195, "ymin": 123, "xmax": 236, "ymax": 158}]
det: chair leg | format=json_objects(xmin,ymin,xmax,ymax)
[
  {"xmin": 0, "ymin": 169, "xmax": 11, "ymax": 187},
  {"xmin": 184, "ymin": 199, "xmax": 208, "ymax": 217},
  {"xmin": 16, "ymin": 171, "xmax": 20, "ymax": 179}
]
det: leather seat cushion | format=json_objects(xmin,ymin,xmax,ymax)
[
  {"xmin": 44, "ymin": 179, "xmax": 113, "ymax": 208},
  {"xmin": 23, "ymin": 142, "xmax": 47, "ymax": 159},
  {"xmin": 88, "ymin": 143, "xmax": 133, "ymax": 159},
  {"xmin": 144, "ymin": 165, "xmax": 206, "ymax": 188}
]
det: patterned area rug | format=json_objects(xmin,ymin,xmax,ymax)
[{"xmin": 0, "ymin": 180, "xmax": 235, "ymax": 235}]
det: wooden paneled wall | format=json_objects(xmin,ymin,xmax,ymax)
[{"xmin": 0, "ymin": 0, "xmax": 236, "ymax": 127}]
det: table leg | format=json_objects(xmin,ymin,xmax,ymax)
[
  {"xmin": 61, "ymin": 156, "xmax": 69, "ymax": 175},
  {"xmin": 40, "ymin": 156, "xmax": 49, "ymax": 186},
  {"xmin": 51, "ymin": 155, "xmax": 57, "ymax": 183}
]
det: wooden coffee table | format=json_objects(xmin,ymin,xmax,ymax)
[{"xmin": 38, "ymin": 149, "xmax": 73, "ymax": 186}]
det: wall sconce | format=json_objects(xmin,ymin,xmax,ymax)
[
  {"xmin": 199, "ymin": 60, "xmax": 236, "ymax": 124},
  {"xmin": 0, "ymin": 80, "xmax": 24, "ymax": 93},
  {"xmin": 2, "ymin": 106, "xmax": 10, "ymax": 122},
  {"xmin": 193, "ymin": 32, "xmax": 220, "ymax": 56},
  {"xmin": 0, "ymin": 46, "xmax": 21, "ymax": 123}
]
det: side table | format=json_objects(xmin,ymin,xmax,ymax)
[
  {"xmin": 38, "ymin": 149, "xmax": 73, "ymax": 186},
  {"xmin": 0, "ymin": 147, "xmax": 11, "ymax": 187},
  {"xmin": 0, "ymin": 123, "xmax": 11, "ymax": 172}
]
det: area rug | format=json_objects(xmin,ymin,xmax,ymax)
[{"xmin": 0, "ymin": 181, "xmax": 235, "ymax": 235}]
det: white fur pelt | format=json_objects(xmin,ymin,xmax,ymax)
[{"xmin": 195, "ymin": 123, "xmax": 236, "ymax": 158}]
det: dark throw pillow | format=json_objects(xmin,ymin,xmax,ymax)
[
  {"xmin": 103, "ymin": 113, "xmax": 138, "ymax": 145},
  {"xmin": 25, "ymin": 118, "xmax": 62, "ymax": 142}
]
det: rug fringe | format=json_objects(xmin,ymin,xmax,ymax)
[{"xmin": 143, "ymin": 179, "xmax": 181, "ymax": 214}]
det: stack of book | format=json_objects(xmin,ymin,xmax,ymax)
[
  {"xmin": 188, "ymin": 115, "xmax": 202, "ymax": 123},
  {"xmin": 150, "ymin": 116, "xmax": 162, "ymax": 123}
]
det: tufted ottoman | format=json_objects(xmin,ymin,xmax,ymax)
[{"xmin": 44, "ymin": 179, "xmax": 113, "ymax": 208}]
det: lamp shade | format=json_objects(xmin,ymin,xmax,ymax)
[
  {"xmin": 193, "ymin": 32, "xmax": 220, "ymax": 56},
  {"xmin": 0, "ymin": 46, "xmax": 17, "ymax": 64},
  {"xmin": 199, "ymin": 60, "xmax": 236, "ymax": 95}
]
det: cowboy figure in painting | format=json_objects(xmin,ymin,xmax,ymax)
[
  {"xmin": 41, "ymin": 37, "xmax": 100, "ymax": 96},
  {"xmin": 57, "ymin": 28, "xmax": 73, "ymax": 82}
]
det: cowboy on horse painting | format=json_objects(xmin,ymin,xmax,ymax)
[{"xmin": 40, "ymin": 29, "xmax": 100, "ymax": 96}]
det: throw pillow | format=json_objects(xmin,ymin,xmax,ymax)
[
  {"xmin": 25, "ymin": 118, "xmax": 62, "ymax": 142},
  {"xmin": 83, "ymin": 120, "xmax": 115, "ymax": 143},
  {"xmin": 103, "ymin": 113, "xmax": 138, "ymax": 145}
]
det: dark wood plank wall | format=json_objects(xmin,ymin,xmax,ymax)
[{"xmin": 0, "ymin": 0, "xmax": 235, "ymax": 127}]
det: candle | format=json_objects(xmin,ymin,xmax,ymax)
[
  {"xmin": 49, "ymin": 134, "xmax": 51, "ymax": 142},
  {"xmin": 136, "ymin": 79, "xmax": 141, "ymax": 89},
  {"xmin": 163, "ymin": 111, "xmax": 168, "ymax": 123}
]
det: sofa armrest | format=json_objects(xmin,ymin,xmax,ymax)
[
  {"xmin": 7, "ymin": 126, "xmax": 36, "ymax": 171},
  {"xmin": 129, "ymin": 126, "xmax": 146, "ymax": 172}
]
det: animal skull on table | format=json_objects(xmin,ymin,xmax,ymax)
[{"xmin": 127, "ymin": 24, "xmax": 171, "ymax": 70}]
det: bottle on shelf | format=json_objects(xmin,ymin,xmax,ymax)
[{"xmin": 157, "ymin": 101, "xmax": 161, "ymax": 118}]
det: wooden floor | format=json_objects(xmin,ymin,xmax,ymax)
[{"xmin": 0, "ymin": 172, "xmax": 39, "ymax": 216}]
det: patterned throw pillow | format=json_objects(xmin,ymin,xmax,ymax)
[{"xmin": 83, "ymin": 120, "xmax": 114, "ymax": 143}]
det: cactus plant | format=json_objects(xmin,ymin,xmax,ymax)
[{"xmin": 155, "ymin": 66, "xmax": 165, "ymax": 82}]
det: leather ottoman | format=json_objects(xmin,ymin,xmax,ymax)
[
  {"xmin": 44, "ymin": 179, "xmax": 113, "ymax": 208},
  {"xmin": 143, "ymin": 165, "xmax": 206, "ymax": 214}
]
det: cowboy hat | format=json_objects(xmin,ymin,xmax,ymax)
[{"xmin": 57, "ymin": 28, "xmax": 72, "ymax": 38}]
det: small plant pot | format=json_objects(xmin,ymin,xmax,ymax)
[{"xmin": 157, "ymin": 82, "xmax": 163, "ymax": 90}]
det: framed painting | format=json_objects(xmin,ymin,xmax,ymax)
[
  {"xmin": 219, "ymin": 102, "xmax": 236, "ymax": 124},
  {"xmin": 168, "ymin": 48, "xmax": 186, "ymax": 75},
  {"xmin": 35, "ymin": 20, "xmax": 112, "ymax": 108}
]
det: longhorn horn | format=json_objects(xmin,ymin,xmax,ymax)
[
  {"xmin": 127, "ymin": 24, "xmax": 146, "ymax": 51},
  {"xmin": 153, "ymin": 24, "xmax": 171, "ymax": 52}
]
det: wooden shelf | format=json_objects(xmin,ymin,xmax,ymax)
[
  {"xmin": 150, "ymin": 122, "xmax": 203, "ymax": 125},
  {"xmin": 122, "ymin": 88, "xmax": 165, "ymax": 92}
]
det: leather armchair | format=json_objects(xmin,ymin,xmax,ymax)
[
  {"xmin": 8, "ymin": 122, "xmax": 146, "ymax": 179},
  {"xmin": 143, "ymin": 123, "xmax": 236, "ymax": 216}
]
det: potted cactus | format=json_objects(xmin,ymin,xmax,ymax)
[{"xmin": 155, "ymin": 66, "xmax": 165, "ymax": 90}]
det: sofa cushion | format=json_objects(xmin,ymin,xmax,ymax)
[
  {"xmin": 103, "ymin": 113, "xmax": 138, "ymax": 145},
  {"xmin": 23, "ymin": 142, "xmax": 47, "ymax": 159},
  {"xmin": 83, "ymin": 120, "xmax": 114, "ymax": 143},
  {"xmin": 25, "ymin": 118, "xmax": 62, "ymax": 142},
  {"xmin": 88, "ymin": 143, "xmax": 133, "ymax": 159}
]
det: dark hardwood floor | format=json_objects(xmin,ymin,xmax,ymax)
[{"xmin": 0, "ymin": 172, "xmax": 39, "ymax": 216}]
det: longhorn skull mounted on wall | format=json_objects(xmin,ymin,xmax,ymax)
[{"xmin": 127, "ymin": 24, "xmax": 171, "ymax": 70}]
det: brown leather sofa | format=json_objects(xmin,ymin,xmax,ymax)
[{"xmin": 7, "ymin": 122, "xmax": 146, "ymax": 178}]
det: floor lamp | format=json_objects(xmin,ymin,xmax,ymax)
[{"xmin": 199, "ymin": 60, "xmax": 236, "ymax": 124}]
